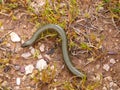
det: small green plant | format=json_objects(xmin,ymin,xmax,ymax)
[
  {"xmin": 0, "ymin": 0, "xmax": 2, "ymax": 3},
  {"xmin": 80, "ymin": 42, "xmax": 91, "ymax": 51}
]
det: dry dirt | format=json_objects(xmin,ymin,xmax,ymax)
[{"xmin": 0, "ymin": 0, "xmax": 120, "ymax": 90}]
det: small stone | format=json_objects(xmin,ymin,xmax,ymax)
[
  {"xmin": 0, "ymin": 26, "xmax": 4, "ymax": 31},
  {"xmin": 14, "ymin": 65, "xmax": 20, "ymax": 71},
  {"xmin": 6, "ymin": 43, "xmax": 11, "ymax": 47},
  {"xmin": 96, "ymin": 64, "xmax": 100, "ymax": 69},
  {"xmin": 10, "ymin": 32, "xmax": 21, "ymax": 42},
  {"xmin": 54, "ymin": 88, "xmax": 57, "ymax": 90},
  {"xmin": 20, "ymin": 66, "xmax": 25, "ymax": 73},
  {"xmin": 103, "ymin": 64, "xmax": 110, "ymax": 71},
  {"xmin": 103, "ymin": 86, "xmax": 107, "ymax": 90},
  {"xmin": 25, "ymin": 64, "xmax": 34, "ymax": 75},
  {"xmin": 50, "ymin": 65, "xmax": 55, "ymax": 70},
  {"xmin": 30, "ymin": 47, "xmax": 35, "ymax": 55},
  {"xmin": 109, "ymin": 82, "xmax": 117, "ymax": 87},
  {"xmin": 110, "ymin": 58, "xmax": 116, "ymax": 64},
  {"xmin": 21, "ymin": 52, "xmax": 31, "ymax": 59},
  {"xmin": 16, "ymin": 78, "xmax": 21, "ymax": 85},
  {"xmin": 39, "ymin": 44, "xmax": 45, "ymax": 52},
  {"xmin": 36, "ymin": 59, "xmax": 48, "ymax": 71}
]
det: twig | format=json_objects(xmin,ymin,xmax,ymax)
[
  {"xmin": 0, "ymin": 12, "xmax": 10, "ymax": 17},
  {"xmin": 0, "ymin": 31, "xmax": 12, "ymax": 40},
  {"xmin": 111, "ymin": 17, "xmax": 119, "ymax": 31}
]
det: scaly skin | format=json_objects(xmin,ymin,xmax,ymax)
[{"xmin": 21, "ymin": 24, "xmax": 85, "ymax": 78}]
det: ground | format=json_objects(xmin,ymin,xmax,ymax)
[{"xmin": 0, "ymin": 0, "xmax": 120, "ymax": 90}]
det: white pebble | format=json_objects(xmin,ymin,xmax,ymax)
[
  {"xmin": 16, "ymin": 78, "xmax": 21, "ymax": 85},
  {"xmin": 39, "ymin": 44, "xmax": 45, "ymax": 52},
  {"xmin": 10, "ymin": 32, "xmax": 21, "ymax": 42},
  {"xmin": 21, "ymin": 52, "xmax": 31, "ymax": 59},
  {"xmin": 102, "ymin": 86, "xmax": 107, "ymax": 90},
  {"xmin": 110, "ymin": 58, "xmax": 116, "ymax": 64},
  {"xmin": 25, "ymin": 64, "xmax": 34, "ymax": 75},
  {"xmin": 103, "ymin": 64, "xmax": 110, "ymax": 71},
  {"xmin": 29, "ymin": 47, "xmax": 35, "ymax": 55},
  {"xmin": 36, "ymin": 59, "xmax": 48, "ymax": 71},
  {"xmin": 109, "ymin": 82, "xmax": 117, "ymax": 87},
  {"xmin": 96, "ymin": 64, "xmax": 100, "ymax": 69},
  {"xmin": 0, "ymin": 26, "xmax": 4, "ymax": 31}
]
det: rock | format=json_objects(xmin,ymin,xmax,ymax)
[
  {"xmin": 36, "ymin": 59, "xmax": 48, "ymax": 71},
  {"xmin": 96, "ymin": 64, "xmax": 100, "ymax": 69},
  {"xmin": 20, "ymin": 66, "xmax": 25, "ymax": 73},
  {"xmin": 110, "ymin": 58, "xmax": 116, "ymax": 64},
  {"xmin": 103, "ymin": 86, "xmax": 107, "ymax": 90},
  {"xmin": 30, "ymin": 47, "xmax": 35, "ymax": 55},
  {"xmin": 21, "ymin": 52, "xmax": 31, "ymax": 59},
  {"xmin": 103, "ymin": 64, "xmax": 110, "ymax": 71},
  {"xmin": 14, "ymin": 64, "xmax": 20, "ymax": 71},
  {"xmin": 25, "ymin": 64, "xmax": 34, "ymax": 75},
  {"xmin": 16, "ymin": 77, "xmax": 21, "ymax": 85},
  {"xmin": 10, "ymin": 32, "xmax": 21, "ymax": 42},
  {"xmin": 0, "ymin": 26, "xmax": 4, "ymax": 31},
  {"xmin": 39, "ymin": 44, "xmax": 45, "ymax": 52},
  {"xmin": 109, "ymin": 82, "xmax": 117, "ymax": 87}
]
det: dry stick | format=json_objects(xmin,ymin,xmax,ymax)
[
  {"xmin": 111, "ymin": 17, "xmax": 120, "ymax": 37},
  {"xmin": 111, "ymin": 17, "xmax": 119, "ymax": 30},
  {"xmin": 0, "ymin": 31, "xmax": 12, "ymax": 40},
  {"xmin": 0, "ymin": 12, "xmax": 10, "ymax": 17}
]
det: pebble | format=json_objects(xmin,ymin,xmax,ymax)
[
  {"xmin": 16, "ymin": 77, "xmax": 21, "ymax": 85},
  {"xmin": 25, "ymin": 64, "xmax": 34, "ymax": 75},
  {"xmin": 36, "ymin": 59, "xmax": 48, "ymax": 71},
  {"xmin": 39, "ymin": 44, "xmax": 45, "ymax": 52},
  {"xmin": 10, "ymin": 32, "xmax": 21, "ymax": 42},
  {"xmin": 109, "ymin": 82, "xmax": 117, "ymax": 87},
  {"xmin": 30, "ymin": 47, "xmax": 35, "ymax": 55},
  {"xmin": 0, "ymin": 26, "xmax": 4, "ymax": 31},
  {"xmin": 103, "ymin": 64, "xmax": 110, "ymax": 71},
  {"xmin": 21, "ymin": 52, "xmax": 31, "ymax": 59},
  {"xmin": 110, "ymin": 58, "xmax": 116, "ymax": 64},
  {"xmin": 54, "ymin": 88, "xmax": 57, "ymax": 90},
  {"xmin": 14, "ymin": 64, "xmax": 20, "ymax": 71},
  {"xmin": 96, "ymin": 64, "xmax": 100, "ymax": 69},
  {"xmin": 20, "ymin": 66, "xmax": 25, "ymax": 73},
  {"xmin": 103, "ymin": 86, "xmax": 107, "ymax": 90}
]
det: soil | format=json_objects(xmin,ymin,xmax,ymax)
[{"xmin": 0, "ymin": 0, "xmax": 120, "ymax": 90}]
